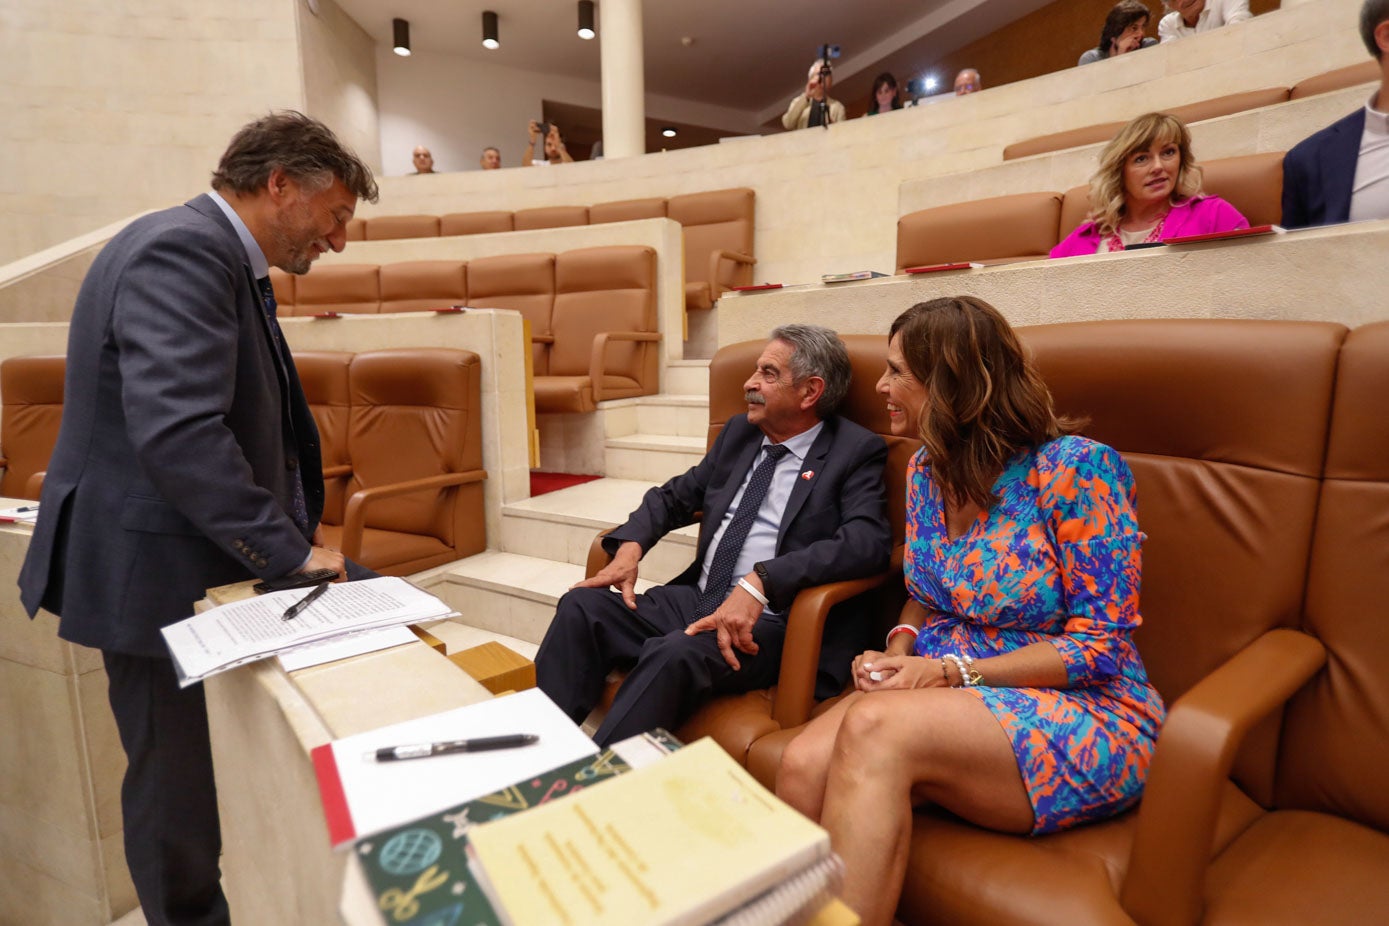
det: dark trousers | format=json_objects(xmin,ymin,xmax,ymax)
[
  {"xmin": 103, "ymin": 652, "xmax": 230, "ymax": 926},
  {"xmin": 535, "ymin": 583, "xmax": 786, "ymax": 746}
]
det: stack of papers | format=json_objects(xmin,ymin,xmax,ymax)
[{"xmin": 161, "ymin": 576, "xmax": 457, "ymax": 687}]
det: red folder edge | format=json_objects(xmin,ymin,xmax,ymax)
[
  {"xmin": 1163, "ymin": 224, "xmax": 1283, "ymax": 245},
  {"xmin": 904, "ymin": 262, "xmax": 978, "ymax": 274},
  {"xmin": 311, "ymin": 742, "xmax": 356, "ymax": 847},
  {"xmin": 310, "ymin": 312, "xmax": 341, "ymax": 319},
  {"xmin": 730, "ymin": 283, "xmax": 783, "ymax": 291}
]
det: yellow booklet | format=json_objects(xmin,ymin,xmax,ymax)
[{"xmin": 467, "ymin": 737, "xmax": 831, "ymax": 926}]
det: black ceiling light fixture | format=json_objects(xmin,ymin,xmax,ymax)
[
  {"xmin": 482, "ymin": 10, "xmax": 500, "ymax": 50},
  {"xmin": 577, "ymin": 1, "xmax": 596, "ymax": 40},
  {"xmin": 392, "ymin": 18, "xmax": 411, "ymax": 57}
]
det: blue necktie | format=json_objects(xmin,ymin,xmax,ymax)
[
  {"xmin": 256, "ymin": 277, "xmax": 310, "ymax": 536},
  {"xmin": 693, "ymin": 443, "xmax": 790, "ymax": 619}
]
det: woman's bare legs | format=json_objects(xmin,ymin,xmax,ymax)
[
  {"xmin": 776, "ymin": 691, "xmax": 863, "ymax": 820},
  {"xmin": 820, "ymin": 689, "xmax": 1034, "ymax": 926}
]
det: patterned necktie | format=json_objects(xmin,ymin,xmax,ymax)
[
  {"xmin": 256, "ymin": 277, "xmax": 310, "ymax": 536},
  {"xmin": 693, "ymin": 443, "xmax": 790, "ymax": 619}
]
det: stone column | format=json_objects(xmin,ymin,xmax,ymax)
[{"xmin": 599, "ymin": 0, "xmax": 645, "ymax": 159}]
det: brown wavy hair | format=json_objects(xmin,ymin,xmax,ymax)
[
  {"xmin": 1087, "ymin": 112, "xmax": 1202, "ymax": 238},
  {"xmin": 890, "ymin": 297, "xmax": 1083, "ymax": 511}
]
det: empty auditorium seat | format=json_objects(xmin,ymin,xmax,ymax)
[
  {"xmin": 294, "ymin": 351, "xmax": 354, "ymax": 524},
  {"xmin": 667, "ymin": 188, "xmax": 756, "ymax": 311},
  {"xmin": 378, "ymin": 260, "xmax": 467, "ymax": 314},
  {"xmin": 466, "ymin": 252, "xmax": 557, "ymax": 375},
  {"xmin": 1003, "ymin": 121, "xmax": 1126, "ymax": 161},
  {"xmin": 1289, "ymin": 59, "xmax": 1381, "ymax": 100},
  {"xmin": 513, "ymin": 205, "xmax": 590, "ymax": 231},
  {"xmin": 289, "ymin": 264, "xmax": 381, "ymax": 316},
  {"xmin": 0, "ymin": 355, "xmax": 65, "ymax": 500},
  {"xmin": 320, "ymin": 349, "xmax": 487, "ymax": 576},
  {"xmin": 364, "ymin": 214, "xmax": 441, "ymax": 241},
  {"xmin": 346, "ymin": 218, "xmax": 366, "ymax": 241},
  {"xmin": 589, "ymin": 197, "xmax": 668, "ymax": 224},
  {"xmin": 537, "ymin": 245, "xmax": 659, "ymax": 413},
  {"xmin": 1165, "ymin": 86, "xmax": 1290, "ymax": 124},
  {"xmin": 441, "ymin": 211, "xmax": 514, "ymax": 236},
  {"xmin": 896, "ymin": 192, "xmax": 1063, "ymax": 270}
]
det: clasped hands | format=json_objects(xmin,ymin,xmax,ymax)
[
  {"xmin": 852, "ymin": 648, "xmax": 948, "ymax": 691},
  {"xmin": 572, "ymin": 540, "xmax": 763, "ymax": 672}
]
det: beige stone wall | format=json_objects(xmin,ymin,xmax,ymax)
[
  {"xmin": 359, "ymin": 0, "xmax": 1368, "ymax": 289},
  {"xmin": 0, "ymin": 0, "xmax": 305, "ymax": 266},
  {"xmin": 296, "ymin": 0, "xmax": 382, "ymax": 173},
  {"xmin": 716, "ymin": 220, "xmax": 1389, "ymax": 348}
]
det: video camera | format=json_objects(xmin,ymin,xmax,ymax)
[{"xmin": 817, "ymin": 43, "xmax": 840, "ymax": 81}]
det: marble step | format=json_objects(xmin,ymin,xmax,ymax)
[
  {"xmin": 600, "ymin": 394, "xmax": 709, "ymax": 441},
  {"xmin": 663, "ymin": 360, "xmax": 710, "ymax": 396},
  {"xmin": 500, "ymin": 477, "xmax": 697, "ymax": 578},
  {"xmin": 431, "ymin": 551, "xmax": 659, "ymax": 646},
  {"xmin": 602, "ymin": 433, "xmax": 705, "ymax": 482}
]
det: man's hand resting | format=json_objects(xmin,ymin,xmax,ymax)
[
  {"xmin": 572, "ymin": 540, "xmax": 642, "ymax": 609},
  {"xmin": 301, "ymin": 545, "xmax": 346, "ymax": 582},
  {"xmin": 685, "ymin": 581, "xmax": 765, "ymax": 671}
]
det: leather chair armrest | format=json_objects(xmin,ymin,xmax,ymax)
[
  {"xmin": 24, "ymin": 470, "xmax": 45, "ymax": 499},
  {"xmin": 533, "ymin": 334, "xmax": 556, "ymax": 345},
  {"xmin": 1120, "ymin": 627, "xmax": 1327, "ymax": 926},
  {"xmin": 589, "ymin": 330, "xmax": 662, "ymax": 403},
  {"xmin": 339, "ymin": 469, "xmax": 488, "ymax": 562},
  {"xmin": 0, "ymin": 455, "xmax": 7, "ymax": 468},
  {"xmin": 772, "ymin": 571, "xmax": 891, "ymax": 728},
  {"xmin": 708, "ymin": 249, "xmax": 757, "ymax": 301},
  {"xmin": 585, "ymin": 527, "xmax": 618, "ymax": 578},
  {"xmin": 321, "ymin": 464, "xmax": 352, "ymax": 479}
]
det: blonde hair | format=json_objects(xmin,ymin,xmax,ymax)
[{"xmin": 1086, "ymin": 112, "xmax": 1203, "ymax": 238}]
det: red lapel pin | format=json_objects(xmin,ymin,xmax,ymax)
[{"xmin": 801, "ymin": 470, "xmax": 814, "ymax": 480}]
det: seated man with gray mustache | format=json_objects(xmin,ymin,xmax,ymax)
[{"xmin": 536, "ymin": 324, "xmax": 891, "ymax": 744}]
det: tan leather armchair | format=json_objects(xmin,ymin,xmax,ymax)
[
  {"xmin": 0, "ymin": 355, "xmax": 65, "ymax": 500},
  {"xmin": 316, "ymin": 349, "xmax": 488, "ymax": 575},
  {"xmin": 667, "ymin": 188, "xmax": 756, "ymax": 311}
]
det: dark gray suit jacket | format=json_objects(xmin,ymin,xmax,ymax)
[
  {"xmin": 605, "ymin": 413, "xmax": 891, "ymax": 695},
  {"xmin": 19, "ymin": 194, "xmax": 325, "ymax": 657},
  {"xmin": 1281, "ymin": 109, "xmax": 1364, "ymax": 230}
]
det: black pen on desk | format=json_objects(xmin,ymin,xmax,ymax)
[
  {"xmin": 281, "ymin": 581, "xmax": 329, "ymax": 621},
  {"xmin": 13, "ymin": 505, "xmax": 38, "ymax": 513},
  {"xmin": 374, "ymin": 734, "xmax": 540, "ymax": 762}
]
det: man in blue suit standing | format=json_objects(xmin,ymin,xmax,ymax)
[
  {"xmin": 1282, "ymin": 0, "xmax": 1389, "ymax": 228},
  {"xmin": 18, "ymin": 112, "xmax": 377, "ymax": 925}
]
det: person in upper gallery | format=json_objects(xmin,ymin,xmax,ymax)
[
  {"xmin": 1158, "ymin": 0, "xmax": 1252, "ymax": 42},
  {"xmin": 411, "ymin": 145, "xmax": 435, "ymax": 173},
  {"xmin": 1051, "ymin": 112, "xmax": 1248, "ymax": 256},
  {"xmin": 480, "ymin": 146, "xmax": 502, "ymax": 170},
  {"xmin": 535, "ymin": 324, "xmax": 890, "ymax": 746},
  {"xmin": 524, "ymin": 120, "xmax": 575, "ymax": 165},
  {"xmin": 953, "ymin": 68, "xmax": 982, "ymax": 95},
  {"xmin": 866, "ymin": 72, "xmax": 904, "ymax": 115},
  {"xmin": 783, "ymin": 58, "xmax": 847, "ymax": 129},
  {"xmin": 776, "ymin": 296, "xmax": 1166, "ymax": 926},
  {"xmin": 1079, "ymin": 0, "xmax": 1160, "ymax": 65},
  {"xmin": 1282, "ymin": 0, "xmax": 1389, "ymax": 228}
]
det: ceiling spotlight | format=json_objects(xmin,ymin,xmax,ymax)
[
  {"xmin": 482, "ymin": 10, "xmax": 499, "ymax": 50},
  {"xmin": 577, "ymin": 0, "xmax": 596, "ymax": 40},
  {"xmin": 924, "ymin": 75, "xmax": 938, "ymax": 92},
  {"xmin": 661, "ymin": 127, "xmax": 677, "ymax": 138},
  {"xmin": 392, "ymin": 18, "xmax": 411, "ymax": 57}
]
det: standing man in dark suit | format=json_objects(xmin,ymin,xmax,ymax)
[
  {"xmin": 1282, "ymin": 0, "xmax": 1389, "ymax": 228},
  {"xmin": 536, "ymin": 325, "xmax": 891, "ymax": 746},
  {"xmin": 17, "ymin": 112, "xmax": 378, "ymax": 926}
]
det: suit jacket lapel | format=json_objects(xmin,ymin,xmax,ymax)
[
  {"xmin": 777, "ymin": 420, "xmax": 834, "ymax": 549},
  {"xmin": 1326, "ymin": 110, "xmax": 1366, "ymax": 223}
]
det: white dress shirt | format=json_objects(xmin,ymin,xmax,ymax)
[
  {"xmin": 1350, "ymin": 93, "xmax": 1389, "ymax": 223},
  {"xmin": 1158, "ymin": 0, "xmax": 1253, "ymax": 42}
]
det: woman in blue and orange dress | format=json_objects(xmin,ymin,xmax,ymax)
[{"xmin": 777, "ymin": 296, "xmax": 1165, "ymax": 926}]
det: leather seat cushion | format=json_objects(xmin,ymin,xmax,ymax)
[
  {"xmin": 534, "ymin": 375, "xmax": 644, "ymax": 413},
  {"xmin": 685, "ymin": 282, "xmax": 713, "ymax": 311},
  {"xmin": 897, "ymin": 781, "xmax": 1264, "ymax": 926},
  {"xmin": 1202, "ymin": 810, "xmax": 1389, "ymax": 925}
]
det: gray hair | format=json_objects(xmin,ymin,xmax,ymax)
[
  {"xmin": 211, "ymin": 111, "xmax": 378, "ymax": 203},
  {"xmin": 770, "ymin": 324, "xmax": 851, "ymax": 417},
  {"xmin": 1362, "ymin": 0, "xmax": 1389, "ymax": 58}
]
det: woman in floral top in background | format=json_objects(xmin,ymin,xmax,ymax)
[{"xmin": 777, "ymin": 296, "xmax": 1165, "ymax": 926}]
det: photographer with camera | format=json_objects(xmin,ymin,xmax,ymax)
[
  {"xmin": 524, "ymin": 120, "xmax": 574, "ymax": 166},
  {"xmin": 783, "ymin": 58, "xmax": 845, "ymax": 130}
]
